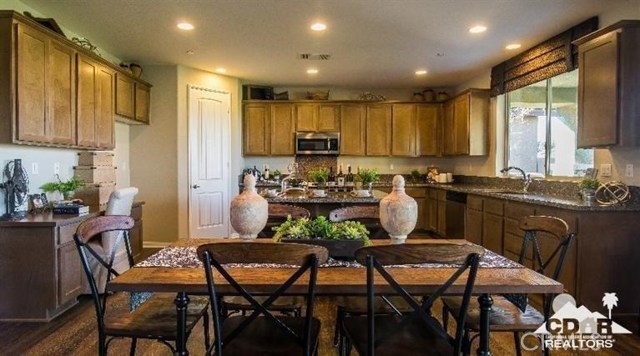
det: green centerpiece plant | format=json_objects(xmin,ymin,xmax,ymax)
[
  {"xmin": 307, "ymin": 168, "xmax": 329, "ymax": 188},
  {"xmin": 410, "ymin": 169, "xmax": 422, "ymax": 183},
  {"xmin": 357, "ymin": 168, "xmax": 379, "ymax": 192},
  {"xmin": 579, "ymin": 177, "xmax": 600, "ymax": 204}
]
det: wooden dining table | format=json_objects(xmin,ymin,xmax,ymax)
[{"xmin": 107, "ymin": 238, "xmax": 563, "ymax": 356}]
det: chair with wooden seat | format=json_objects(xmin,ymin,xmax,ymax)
[
  {"xmin": 442, "ymin": 215, "xmax": 575, "ymax": 355},
  {"xmin": 74, "ymin": 215, "xmax": 210, "ymax": 355},
  {"xmin": 328, "ymin": 205, "xmax": 385, "ymax": 238},
  {"xmin": 197, "ymin": 242, "xmax": 329, "ymax": 355},
  {"xmin": 225, "ymin": 203, "xmax": 311, "ymax": 318},
  {"xmin": 342, "ymin": 243, "xmax": 480, "ymax": 355}
]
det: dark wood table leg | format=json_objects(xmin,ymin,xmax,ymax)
[
  {"xmin": 175, "ymin": 292, "xmax": 190, "ymax": 355},
  {"xmin": 477, "ymin": 293, "xmax": 493, "ymax": 356}
]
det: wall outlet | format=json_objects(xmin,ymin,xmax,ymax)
[
  {"xmin": 31, "ymin": 162, "xmax": 38, "ymax": 175},
  {"xmin": 600, "ymin": 163, "xmax": 612, "ymax": 177},
  {"xmin": 53, "ymin": 162, "xmax": 60, "ymax": 175},
  {"xmin": 389, "ymin": 164, "xmax": 394, "ymax": 171},
  {"xmin": 626, "ymin": 164, "xmax": 634, "ymax": 177}
]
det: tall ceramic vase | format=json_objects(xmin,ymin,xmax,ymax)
[
  {"xmin": 379, "ymin": 175, "xmax": 417, "ymax": 243},
  {"xmin": 230, "ymin": 174, "xmax": 268, "ymax": 240}
]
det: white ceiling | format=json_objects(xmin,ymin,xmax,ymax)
[{"xmin": 22, "ymin": 0, "xmax": 632, "ymax": 89}]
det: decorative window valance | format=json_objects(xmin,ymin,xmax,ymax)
[{"xmin": 490, "ymin": 17, "xmax": 598, "ymax": 97}]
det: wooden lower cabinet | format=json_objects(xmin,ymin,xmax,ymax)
[
  {"xmin": 0, "ymin": 203, "xmax": 144, "ymax": 321},
  {"xmin": 465, "ymin": 194, "xmax": 640, "ymax": 330},
  {"xmin": 425, "ymin": 188, "xmax": 446, "ymax": 236}
]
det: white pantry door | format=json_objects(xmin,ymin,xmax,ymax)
[{"xmin": 188, "ymin": 86, "xmax": 231, "ymax": 238}]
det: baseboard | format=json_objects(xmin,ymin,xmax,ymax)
[{"xmin": 143, "ymin": 241, "xmax": 171, "ymax": 249}]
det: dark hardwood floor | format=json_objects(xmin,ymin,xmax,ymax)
[{"xmin": 1, "ymin": 248, "xmax": 639, "ymax": 355}]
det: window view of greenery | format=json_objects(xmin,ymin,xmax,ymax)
[{"xmin": 506, "ymin": 70, "xmax": 593, "ymax": 177}]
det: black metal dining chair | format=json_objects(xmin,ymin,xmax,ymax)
[
  {"xmin": 342, "ymin": 243, "xmax": 481, "ymax": 355},
  {"xmin": 442, "ymin": 215, "xmax": 575, "ymax": 355},
  {"xmin": 197, "ymin": 242, "xmax": 329, "ymax": 355},
  {"xmin": 74, "ymin": 215, "xmax": 210, "ymax": 355}
]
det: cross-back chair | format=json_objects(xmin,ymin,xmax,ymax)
[
  {"xmin": 342, "ymin": 243, "xmax": 481, "ymax": 355},
  {"xmin": 226, "ymin": 204, "xmax": 311, "ymax": 318},
  {"xmin": 442, "ymin": 215, "xmax": 575, "ymax": 355},
  {"xmin": 74, "ymin": 215, "xmax": 210, "ymax": 355},
  {"xmin": 197, "ymin": 242, "xmax": 329, "ymax": 355}
]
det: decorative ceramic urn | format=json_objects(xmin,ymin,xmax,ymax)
[
  {"xmin": 230, "ymin": 174, "xmax": 268, "ymax": 240},
  {"xmin": 379, "ymin": 175, "xmax": 417, "ymax": 243}
]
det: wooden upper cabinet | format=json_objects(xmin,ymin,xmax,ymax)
[
  {"xmin": 134, "ymin": 82, "xmax": 150, "ymax": 124},
  {"xmin": 295, "ymin": 103, "xmax": 340, "ymax": 132},
  {"xmin": 15, "ymin": 23, "xmax": 48, "ymax": 143},
  {"xmin": 340, "ymin": 104, "xmax": 366, "ymax": 155},
  {"xmin": 115, "ymin": 74, "xmax": 135, "ymax": 119},
  {"xmin": 243, "ymin": 103, "xmax": 270, "ymax": 155},
  {"xmin": 417, "ymin": 104, "xmax": 440, "ymax": 156},
  {"xmin": 77, "ymin": 54, "xmax": 114, "ymax": 149},
  {"xmin": 391, "ymin": 104, "xmax": 417, "ymax": 156},
  {"xmin": 575, "ymin": 21, "xmax": 640, "ymax": 148},
  {"xmin": 295, "ymin": 103, "xmax": 317, "ymax": 131},
  {"xmin": 15, "ymin": 24, "xmax": 75, "ymax": 145},
  {"xmin": 270, "ymin": 104, "xmax": 295, "ymax": 155},
  {"xmin": 366, "ymin": 104, "xmax": 391, "ymax": 156},
  {"xmin": 443, "ymin": 89, "xmax": 488, "ymax": 156}
]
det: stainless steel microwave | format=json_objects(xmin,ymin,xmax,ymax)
[{"xmin": 295, "ymin": 132, "xmax": 340, "ymax": 155}]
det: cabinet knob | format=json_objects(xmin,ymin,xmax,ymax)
[{"xmin": 192, "ymin": 184, "xmax": 200, "ymax": 189}]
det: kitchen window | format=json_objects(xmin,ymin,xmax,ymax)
[{"xmin": 505, "ymin": 70, "xmax": 593, "ymax": 177}]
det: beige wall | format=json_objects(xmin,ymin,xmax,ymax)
[{"xmin": 131, "ymin": 65, "xmax": 241, "ymax": 245}]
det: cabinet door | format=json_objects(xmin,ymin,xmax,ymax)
[
  {"xmin": 442, "ymin": 101, "xmax": 455, "ymax": 155},
  {"xmin": 16, "ymin": 23, "xmax": 48, "ymax": 142},
  {"xmin": 453, "ymin": 94, "xmax": 470, "ymax": 155},
  {"xmin": 417, "ymin": 104, "xmax": 440, "ymax": 156},
  {"xmin": 57, "ymin": 243, "xmax": 83, "ymax": 306},
  {"xmin": 466, "ymin": 208, "xmax": 483, "ymax": 245},
  {"xmin": 270, "ymin": 104, "xmax": 295, "ymax": 155},
  {"xmin": 295, "ymin": 104, "xmax": 317, "ymax": 131},
  {"xmin": 134, "ymin": 82, "xmax": 150, "ymax": 124},
  {"xmin": 577, "ymin": 31, "xmax": 618, "ymax": 147},
  {"xmin": 96, "ymin": 66, "xmax": 115, "ymax": 148},
  {"xmin": 48, "ymin": 39, "xmax": 76, "ymax": 145},
  {"xmin": 317, "ymin": 104, "xmax": 340, "ymax": 131},
  {"xmin": 243, "ymin": 103, "xmax": 270, "ymax": 155},
  {"xmin": 482, "ymin": 212, "xmax": 503, "ymax": 254},
  {"xmin": 115, "ymin": 74, "xmax": 134, "ymax": 119},
  {"xmin": 77, "ymin": 55, "xmax": 114, "ymax": 149},
  {"xmin": 366, "ymin": 104, "xmax": 391, "ymax": 156},
  {"xmin": 437, "ymin": 200, "xmax": 447, "ymax": 236},
  {"xmin": 427, "ymin": 197, "xmax": 438, "ymax": 232},
  {"xmin": 340, "ymin": 104, "xmax": 366, "ymax": 155},
  {"xmin": 391, "ymin": 104, "xmax": 417, "ymax": 156}
]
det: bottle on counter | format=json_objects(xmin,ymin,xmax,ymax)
[
  {"xmin": 263, "ymin": 164, "xmax": 270, "ymax": 180},
  {"xmin": 337, "ymin": 164, "xmax": 345, "ymax": 187},
  {"xmin": 252, "ymin": 165, "xmax": 262, "ymax": 181},
  {"xmin": 328, "ymin": 166, "xmax": 336, "ymax": 191},
  {"xmin": 346, "ymin": 165, "xmax": 354, "ymax": 187}
]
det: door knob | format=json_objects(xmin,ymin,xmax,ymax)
[{"xmin": 192, "ymin": 184, "xmax": 200, "ymax": 189}]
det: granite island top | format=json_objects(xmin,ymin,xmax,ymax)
[{"xmin": 264, "ymin": 189, "xmax": 386, "ymax": 204}]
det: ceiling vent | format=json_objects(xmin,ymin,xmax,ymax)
[{"xmin": 298, "ymin": 53, "xmax": 332, "ymax": 60}]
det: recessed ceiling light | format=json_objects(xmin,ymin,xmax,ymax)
[
  {"xmin": 469, "ymin": 25, "xmax": 487, "ymax": 34},
  {"xmin": 310, "ymin": 22, "xmax": 327, "ymax": 31},
  {"xmin": 177, "ymin": 22, "xmax": 194, "ymax": 31},
  {"xmin": 186, "ymin": 50, "xmax": 195, "ymax": 55},
  {"xmin": 216, "ymin": 67, "xmax": 227, "ymax": 74},
  {"xmin": 415, "ymin": 70, "xmax": 428, "ymax": 75},
  {"xmin": 505, "ymin": 43, "xmax": 522, "ymax": 50},
  {"xmin": 307, "ymin": 68, "xmax": 319, "ymax": 74}
]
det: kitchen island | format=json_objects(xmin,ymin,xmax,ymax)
[{"xmin": 263, "ymin": 189, "xmax": 386, "ymax": 217}]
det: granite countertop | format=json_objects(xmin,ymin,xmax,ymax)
[{"xmin": 263, "ymin": 189, "xmax": 386, "ymax": 204}]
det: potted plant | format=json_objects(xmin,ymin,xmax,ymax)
[
  {"xmin": 410, "ymin": 169, "xmax": 422, "ymax": 183},
  {"xmin": 40, "ymin": 174, "xmax": 85, "ymax": 201},
  {"xmin": 272, "ymin": 216, "xmax": 371, "ymax": 259},
  {"xmin": 272, "ymin": 169, "xmax": 281, "ymax": 182},
  {"xmin": 307, "ymin": 168, "xmax": 329, "ymax": 191},
  {"xmin": 357, "ymin": 168, "xmax": 379, "ymax": 193},
  {"xmin": 579, "ymin": 177, "xmax": 600, "ymax": 204}
]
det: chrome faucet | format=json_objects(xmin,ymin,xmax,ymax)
[{"xmin": 500, "ymin": 166, "xmax": 532, "ymax": 192}]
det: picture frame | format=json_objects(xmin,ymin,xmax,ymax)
[{"xmin": 29, "ymin": 194, "xmax": 46, "ymax": 213}]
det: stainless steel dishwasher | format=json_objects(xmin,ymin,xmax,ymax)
[{"xmin": 445, "ymin": 191, "xmax": 467, "ymax": 238}]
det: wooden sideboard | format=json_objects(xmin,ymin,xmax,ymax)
[{"xmin": 0, "ymin": 202, "xmax": 143, "ymax": 321}]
